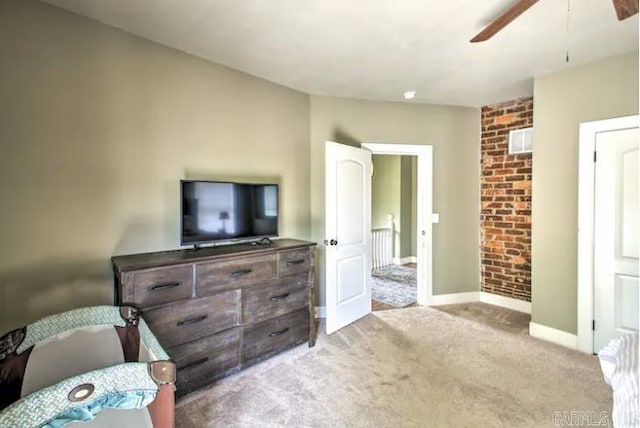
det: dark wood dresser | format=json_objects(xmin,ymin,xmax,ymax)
[{"xmin": 111, "ymin": 239, "xmax": 316, "ymax": 396}]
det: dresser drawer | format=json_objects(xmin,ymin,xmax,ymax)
[
  {"xmin": 129, "ymin": 265, "xmax": 192, "ymax": 307},
  {"xmin": 168, "ymin": 328, "xmax": 241, "ymax": 396},
  {"xmin": 278, "ymin": 248, "xmax": 311, "ymax": 277},
  {"xmin": 242, "ymin": 308, "xmax": 309, "ymax": 367},
  {"xmin": 242, "ymin": 274, "xmax": 310, "ymax": 325},
  {"xmin": 143, "ymin": 291, "xmax": 240, "ymax": 348},
  {"xmin": 196, "ymin": 254, "xmax": 277, "ymax": 296}
]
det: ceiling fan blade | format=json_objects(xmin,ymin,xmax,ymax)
[
  {"xmin": 470, "ymin": 0, "xmax": 540, "ymax": 43},
  {"xmin": 612, "ymin": 0, "xmax": 639, "ymax": 20}
]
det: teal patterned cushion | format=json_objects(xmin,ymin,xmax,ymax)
[
  {"xmin": 45, "ymin": 391, "xmax": 156, "ymax": 427},
  {"xmin": 0, "ymin": 306, "xmax": 174, "ymax": 427},
  {"xmin": 17, "ymin": 306, "xmax": 128, "ymax": 354},
  {"xmin": 0, "ymin": 363, "xmax": 158, "ymax": 427}
]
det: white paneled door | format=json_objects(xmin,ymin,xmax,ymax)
[
  {"xmin": 593, "ymin": 127, "xmax": 639, "ymax": 351},
  {"xmin": 325, "ymin": 141, "xmax": 372, "ymax": 334}
]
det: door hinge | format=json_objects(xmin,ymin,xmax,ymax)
[
  {"xmin": 593, "ymin": 151, "xmax": 597, "ymax": 162},
  {"xmin": 592, "ymin": 320, "xmax": 595, "ymax": 331}
]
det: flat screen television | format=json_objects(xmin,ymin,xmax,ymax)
[{"xmin": 180, "ymin": 180, "xmax": 279, "ymax": 246}]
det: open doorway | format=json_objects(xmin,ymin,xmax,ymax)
[
  {"xmin": 324, "ymin": 141, "xmax": 433, "ymax": 333},
  {"xmin": 361, "ymin": 143, "xmax": 434, "ymax": 310},
  {"xmin": 370, "ymin": 154, "xmax": 418, "ymax": 311}
]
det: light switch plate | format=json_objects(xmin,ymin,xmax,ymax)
[{"xmin": 432, "ymin": 213, "xmax": 440, "ymax": 223}]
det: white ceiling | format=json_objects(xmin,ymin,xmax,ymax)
[{"xmin": 42, "ymin": 0, "xmax": 638, "ymax": 107}]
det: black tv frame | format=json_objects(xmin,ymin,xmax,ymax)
[{"xmin": 179, "ymin": 179, "xmax": 279, "ymax": 248}]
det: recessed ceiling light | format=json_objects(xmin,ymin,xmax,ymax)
[{"xmin": 403, "ymin": 91, "xmax": 417, "ymax": 100}]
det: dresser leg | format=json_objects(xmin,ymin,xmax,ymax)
[{"xmin": 308, "ymin": 316, "xmax": 317, "ymax": 347}]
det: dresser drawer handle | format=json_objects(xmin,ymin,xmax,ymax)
[
  {"xmin": 178, "ymin": 357, "xmax": 209, "ymax": 372},
  {"xmin": 286, "ymin": 259, "xmax": 306, "ymax": 266},
  {"xmin": 230, "ymin": 268, "xmax": 252, "ymax": 277},
  {"xmin": 177, "ymin": 315, "xmax": 207, "ymax": 327},
  {"xmin": 268, "ymin": 327, "xmax": 290, "ymax": 338},
  {"xmin": 269, "ymin": 293, "xmax": 290, "ymax": 301},
  {"xmin": 149, "ymin": 282, "xmax": 180, "ymax": 291}
]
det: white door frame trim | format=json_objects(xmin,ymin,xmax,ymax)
[
  {"xmin": 577, "ymin": 114, "xmax": 639, "ymax": 353},
  {"xmin": 361, "ymin": 143, "xmax": 434, "ymax": 305}
]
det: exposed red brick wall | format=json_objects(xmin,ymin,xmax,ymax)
[{"xmin": 480, "ymin": 97, "xmax": 533, "ymax": 301}]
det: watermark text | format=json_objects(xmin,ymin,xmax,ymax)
[{"xmin": 552, "ymin": 411, "xmax": 610, "ymax": 426}]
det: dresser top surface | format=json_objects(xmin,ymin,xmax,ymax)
[{"xmin": 112, "ymin": 238, "xmax": 316, "ymax": 273}]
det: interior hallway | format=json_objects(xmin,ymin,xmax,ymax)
[{"xmin": 371, "ymin": 262, "xmax": 418, "ymax": 312}]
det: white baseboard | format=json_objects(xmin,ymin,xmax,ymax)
[
  {"xmin": 392, "ymin": 256, "xmax": 417, "ymax": 265},
  {"xmin": 315, "ymin": 306, "xmax": 326, "ymax": 319},
  {"xmin": 479, "ymin": 292, "xmax": 531, "ymax": 314},
  {"xmin": 428, "ymin": 291, "xmax": 531, "ymax": 314},
  {"xmin": 529, "ymin": 322, "xmax": 578, "ymax": 349},
  {"xmin": 429, "ymin": 292, "xmax": 479, "ymax": 306}
]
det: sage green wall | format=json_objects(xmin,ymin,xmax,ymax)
[
  {"xmin": 371, "ymin": 155, "xmax": 415, "ymax": 260},
  {"xmin": 310, "ymin": 96, "xmax": 481, "ymax": 305},
  {"xmin": 371, "ymin": 155, "xmax": 401, "ymax": 230},
  {"xmin": 531, "ymin": 51, "xmax": 639, "ymax": 334},
  {"xmin": 372, "ymin": 155, "xmax": 401, "ymax": 258},
  {"xmin": 0, "ymin": 0, "xmax": 311, "ymax": 332},
  {"xmin": 400, "ymin": 156, "xmax": 415, "ymax": 259}
]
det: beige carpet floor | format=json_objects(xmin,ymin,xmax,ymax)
[
  {"xmin": 433, "ymin": 302, "xmax": 531, "ymax": 335},
  {"xmin": 176, "ymin": 305, "xmax": 611, "ymax": 427}
]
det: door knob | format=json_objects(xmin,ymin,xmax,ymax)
[{"xmin": 330, "ymin": 239, "xmax": 338, "ymax": 246}]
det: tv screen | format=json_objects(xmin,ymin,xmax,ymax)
[{"xmin": 181, "ymin": 180, "xmax": 279, "ymax": 245}]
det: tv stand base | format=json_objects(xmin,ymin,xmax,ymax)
[{"xmin": 246, "ymin": 237, "xmax": 273, "ymax": 246}]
